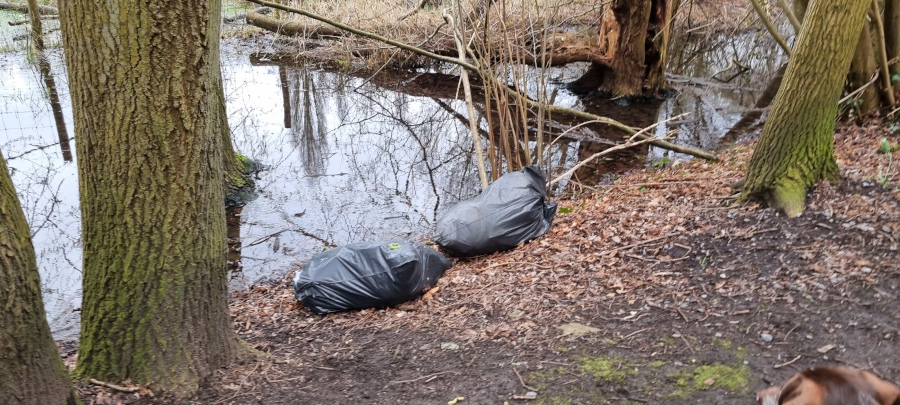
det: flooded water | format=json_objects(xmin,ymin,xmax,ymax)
[{"xmin": 0, "ymin": 29, "xmax": 783, "ymax": 340}]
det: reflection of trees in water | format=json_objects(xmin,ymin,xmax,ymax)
[{"xmin": 286, "ymin": 66, "xmax": 329, "ymax": 176}]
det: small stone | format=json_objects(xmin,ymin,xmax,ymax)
[
  {"xmin": 805, "ymin": 334, "xmax": 813, "ymax": 340},
  {"xmin": 861, "ymin": 267, "xmax": 873, "ymax": 274},
  {"xmin": 761, "ymin": 333, "xmax": 774, "ymax": 343},
  {"xmin": 672, "ymin": 332, "xmax": 682, "ymax": 338},
  {"xmin": 703, "ymin": 378, "xmax": 715, "ymax": 386},
  {"xmin": 523, "ymin": 392, "xmax": 537, "ymax": 400},
  {"xmin": 441, "ymin": 342, "xmax": 459, "ymax": 350},
  {"xmin": 715, "ymin": 332, "xmax": 722, "ymax": 338},
  {"xmin": 720, "ymin": 273, "xmax": 728, "ymax": 279}
]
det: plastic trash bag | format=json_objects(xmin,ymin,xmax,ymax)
[
  {"xmin": 434, "ymin": 165, "xmax": 557, "ymax": 257},
  {"xmin": 293, "ymin": 240, "xmax": 452, "ymax": 314}
]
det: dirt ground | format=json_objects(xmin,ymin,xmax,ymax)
[{"xmin": 68, "ymin": 119, "xmax": 900, "ymax": 404}]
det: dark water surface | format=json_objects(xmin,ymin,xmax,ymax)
[{"xmin": 0, "ymin": 31, "xmax": 783, "ymax": 340}]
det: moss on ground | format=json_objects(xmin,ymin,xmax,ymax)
[
  {"xmin": 577, "ymin": 356, "xmax": 637, "ymax": 384},
  {"xmin": 668, "ymin": 363, "xmax": 751, "ymax": 399}
]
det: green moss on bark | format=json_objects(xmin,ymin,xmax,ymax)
[
  {"xmin": 739, "ymin": 0, "xmax": 868, "ymax": 217},
  {"xmin": 0, "ymin": 152, "xmax": 79, "ymax": 405}
]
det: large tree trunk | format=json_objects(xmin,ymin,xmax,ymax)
[
  {"xmin": 569, "ymin": 0, "xmax": 677, "ymax": 96},
  {"xmin": 0, "ymin": 151, "xmax": 79, "ymax": 405},
  {"xmin": 58, "ymin": 0, "xmax": 243, "ymax": 396},
  {"xmin": 739, "ymin": 0, "xmax": 870, "ymax": 217}
]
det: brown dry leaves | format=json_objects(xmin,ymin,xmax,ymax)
[{"xmin": 230, "ymin": 121, "xmax": 899, "ymax": 351}]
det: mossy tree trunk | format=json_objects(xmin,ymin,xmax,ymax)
[
  {"xmin": 0, "ymin": 151, "xmax": 79, "ymax": 405},
  {"xmin": 58, "ymin": 0, "xmax": 243, "ymax": 396},
  {"xmin": 208, "ymin": 0, "xmax": 251, "ymax": 190},
  {"xmin": 739, "ymin": 0, "xmax": 870, "ymax": 217}
]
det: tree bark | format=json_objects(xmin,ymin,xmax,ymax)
[
  {"xmin": 0, "ymin": 151, "xmax": 79, "ymax": 405},
  {"xmin": 645, "ymin": 0, "xmax": 679, "ymax": 91},
  {"xmin": 886, "ymin": 0, "xmax": 900, "ymax": 93},
  {"xmin": 739, "ymin": 0, "xmax": 870, "ymax": 217},
  {"xmin": 58, "ymin": 0, "xmax": 244, "ymax": 395},
  {"xmin": 847, "ymin": 23, "xmax": 880, "ymax": 114},
  {"xmin": 210, "ymin": 0, "xmax": 253, "ymax": 195},
  {"xmin": 582, "ymin": 0, "xmax": 652, "ymax": 96}
]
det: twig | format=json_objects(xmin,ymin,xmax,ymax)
[
  {"xmin": 89, "ymin": 379, "xmax": 140, "ymax": 393},
  {"xmin": 550, "ymin": 113, "xmax": 690, "ymax": 185},
  {"xmin": 621, "ymin": 327, "xmax": 650, "ymax": 340},
  {"xmin": 773, "ymin": 355, "xmax": 801, "ymax": 369},
  {"xmin": 680, "ymin": 335, "xmax": 696, "ymax": 355},
  {"xmin": 241, "ymin": 0, "xmax": 719, "ymax": 162},
  {"xmin": 597, "ymin": 232, "xmax": 683, "ymax": 257},
  {"xmin": 388, "ymin": 371, "xmax": 457, "ymax": 385},
  {"xmin": 748, "ymin": 0, "xmax": 792, "ymax": 57},
  {"xmin": 870, "ymin": 0, "xmax": 896, "ymax": 105},
  {"xmin": 513, "ymin": 367, "xmax": 539, "ymax": 392},
  {"xmin": 775, "ymin": 0, "xmax": 801, "ymax": 32},
  {"xmin": 839, "ymin": 72, "xmax": 880, "ymax": 105},
  {"xmin": 397, "ymin": 0, "xmax": 428, "ymax": 21}
]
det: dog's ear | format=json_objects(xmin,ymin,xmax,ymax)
[
  {"xmin": 779, "ymin": 374, "xmax": 805, "ymax": 404},
  {"xmin": 891, "ymin": 396, "xmax": 900, "ymax": 405}
]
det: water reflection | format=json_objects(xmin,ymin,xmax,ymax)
[{"xmin": 0, "ymin": 29, "xmax": 781, "ymax": 339}]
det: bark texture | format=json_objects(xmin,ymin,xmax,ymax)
[
  {"xmin": 0, "ymin": 152, "xmax": 79, "ymax": 405},
  {"xmin": 209, "ymin": 0, "xmax": 252, "ymax": 192},
  {"xmin": 570, "ymin": 0, "xmax": 676, "ymax": 96},
  {"xmin": 847, "ymin": 23, "xmax": 880, "ymax": 114},
  {"xmin": 740, "ymin": 0, "xmax": 870, "ymax": 217},
  {"xmin": 58, "ymin": 0, "xmax": 242, "ymax": 395},
  {"xmin": 886, "ymin": 0, "xmax": 900, "ymax": 93},
  {"xmin": 592, "ymin": 0, "xmax": 652, "ymax": 95}
]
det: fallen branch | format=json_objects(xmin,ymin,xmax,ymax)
[
  {"xmin": 0, "ymin": 1, "xmax": 57, "ymax": 15},
  {"xmin": 89, "ymin": 378, "xmax": 140, "ymax": 393},
  {"xmin": 246, "ymin": 9, "xmax": 342, "ymax": 38},
  {"xmin": 549, "ymin": 113, "xmax": 690, "ymax": 185},
  {"xmin": 8, "ymin": 15, "xmax": 57, "ymax": 26},
  {"xmin": 224, "ymin": 6, "xmax": 270, "ymax": 23},
  {"xmin": 242, "ymin": 0, "xmax": 717, "ymax": 161}
]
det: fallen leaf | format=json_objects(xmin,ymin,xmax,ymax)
[
  {"xmin": 441, "ymin": 342, "xmax": 460, "ymax": 350},
  {"xmin": 555, "ymin": 322, "xmax": 600, "ymax": 336},
  {"xmin": 817, "ymin": 344, "xmax": 836, "ymax": 354}
]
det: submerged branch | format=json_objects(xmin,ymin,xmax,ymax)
[
  {"xmin": 242, "ymin": 0, "xmax": 718, "ymax": 161},
  {"xmin": 0, "ymin": 1, "xmax": 56, "ymax": 15}
]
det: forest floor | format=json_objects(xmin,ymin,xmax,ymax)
[{"xmin": 72, "ymin": 119, "xmax": 900, "ymax": 404}]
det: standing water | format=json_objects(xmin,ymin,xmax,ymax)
[{"xmin": 0, "ymin": 28, "xmax": 782, "ymax": 340}]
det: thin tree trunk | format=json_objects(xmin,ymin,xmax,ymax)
[
  {"xmin": 645, "ymin": 0, "xmax": 679, "ymax": 90},
  {"xmin": 210, "ymin": 0, "xmax": 253, "ymax": 193},
  {"xmin": 59, "ymin": 0, "xmax": 244, "ymax": 395},
  {"xmin": 870, "ymin": 0, "xmax": 896, "ymax": 105},
  {"xmin": 0, "ymin": 151, "xmax": 79, "ymax": 405},
  {"xmin": 885, "ymin": 0, "xmax": 900, "ymax": 93},
  {"xmin": 848, "ymin": 23, "xmax": 881, "ymax": 113},
  {"xmin": 739, "ymin": 0, "xmax": 870, "ymax": 217},
  {"xmin": 0, "ymin": 1, "xmax": 57, "ymax": 15}
]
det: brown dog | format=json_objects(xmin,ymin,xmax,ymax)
[{"xmin": 757, "ymin": 367, "xmax": 900, "ymax": 405}]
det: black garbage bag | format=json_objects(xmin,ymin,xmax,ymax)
[
  {"xmin": 293, "ymin": 240, "xmax": 452, "ymax": 314},
  {"xmin": 434, "ymin": 165, "xmax": 557, "ymax": 257}
]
